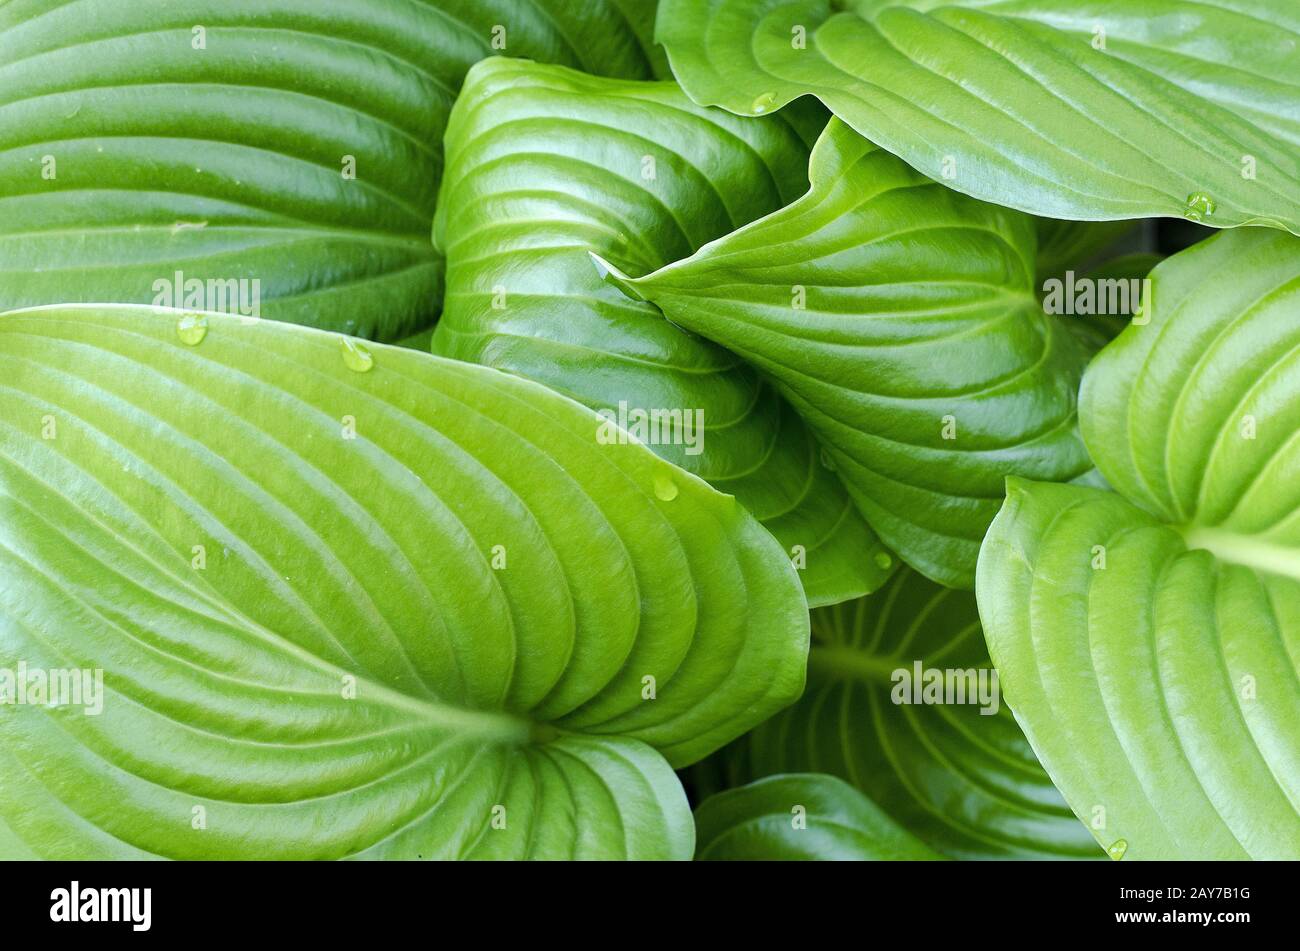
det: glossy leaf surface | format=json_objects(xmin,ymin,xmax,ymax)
[
  {"xmin": 434, "ymin": 58, "xmax": 891, "ymax": 605},
  {"xmin": 656, "ymin": 0, "xmax": 1300, "ymax": 232},
  {"xmin": 699, "ymin": 569, "xmax": 1100, "ymax": 858},
  {"xmin": 978, "ymin": 228, "xmax": 1300, "ymax": 860},
  {"xmin": 0, "ymin": 304, "xmax": 810, "ymax": 859},
  {"xmin": 694, "ymin": 773, "xmax": 941, "ymax": 860},
  {"xmin": 602, "ymin": 120, "xmax": 1093, "ymax": 587},
  {"xmin": 0, "ymin": 1, "xmax": 661, "ymax": 339}
]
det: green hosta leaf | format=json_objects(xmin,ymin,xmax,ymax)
[
  {"xmin": 700, "ymin": 569, "xmax": 1101, "ymax": 858},
  {"xmin": 656, "ymin": 0, "xmax": 1300, "ymax": 233},
  {"xmin": 0, "ymin": 304, "xmax": 809, "ymax": 859},
  {"xmin": 978, "ymin": 228, "xmax": 1300, "ymax": 860},
  {"xmin": 433, "ymin": 58, "xmax": 892, "ymax": 606},
  {"xmin": 694, "ymin": 773, "xmax": 941, "ymax": 860},
  {"xmin": 599, "ymin": 119, "xmax": 1093, "ymax": 588},
  {"xmin": 0, "ymin": 1, "xmax": 660, "ymax": 341}
]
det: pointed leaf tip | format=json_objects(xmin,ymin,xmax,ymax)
[{"xmin": 589, "ymin": 253, "xmax": 645, "ymax": 302}]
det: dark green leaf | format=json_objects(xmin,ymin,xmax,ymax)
[
  {"xmin": 694, "ymin": 773, "xmax": 942, "ymax": 860},
  {"xmin": 698, "ymin": 569, "xmax": 1101, "ymax": 858}
]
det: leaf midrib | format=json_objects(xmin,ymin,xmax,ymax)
[
  {"xmin": 1179, "ymin": 524, "xmax": 1300, "ymax": 583},
  {"xmin": 807, "ymin": 643, "xmax": 902, "ymax": 683},
  {"xmin": 0, "ymin": 409, "xmax": 534, "ymax": 749}
]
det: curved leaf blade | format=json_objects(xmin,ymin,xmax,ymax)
[
  {"xmin": 978, "ymin": 229, "xmax": 1300, "ymax": 860},
  {"xmin": 979, "ymin": 481, "xmax": 1300, "ymax": 860},
  {"xmin": 656, "ymin": 0, "xmax": 1300, "ymax": 232},
  {"xmin": 1081, "ymin": 228, "xmax": 1300, "ymax": 532},
  {"xmin": 701, "ymin": 569, "xmax": 1101, "ymax": 858},
  {"xmin": 0, "ymin": 304, "xmax": 809, "ymax": 859},
  {"xmin": 603, "ymin": 119, "xmax": 1093, "ymax": 587},
  {"xmin": 694, "ymin": 773, "xmax": 941, "ymax": 860},
  {"xmin": 0, "ymin": 0, "xmax": 660, "ymax": 340},
  {"xmin": 434, "ymin": 58, "xmax": 893, "ymax": 605}
]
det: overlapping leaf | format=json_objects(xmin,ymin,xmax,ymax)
[
  {"xmin": 978, "ymin": 228, "xmax": 1300, "ymax": 860},
  {"xmin": 699, "ymin": 568, "xmax": 1100, "ymax": 858},
  {"xmin": 434, "ymin": 58, "xmax": 892, "ymax": 605},
  {"xmin": 600, "ymin": 119, "xmax": 1093, "ymax": 587},
  {"xmin": 694, "ymin": 773, "xmax": 940, "ymax": 860},
  {"xmin": 656, "ymin": 0, "xmax": 1300, "ymax": 232},
  {"xmin": 0, "ymin": 304, "xmax": 809, "ymax": 859},
  {"xmin": 0, "ymin": 0, "xmax": 661, "ymax": 339}
]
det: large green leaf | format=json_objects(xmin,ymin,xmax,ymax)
[
  {"xmin": 655, "ymin": 0, "xmax": 1300, "ymax": 233},
  {"xmin": 0, "ymin": 0, "xmax": 661, "ymax": 341},
  {"xmin": 0, "ymin": 304, "xmax": 809, "ymax": 859},
  {"xmin": 599, "ymin": 119, "xmax": 1093, "ymax": 588},
  {"xmin": 977, "ymin": 227, "xmax": 1300, "ymax": 860},
  {"xmin": 433, "ymin": 58, "xmax": 892, "ymax": 606},
  {"xmin": 700, "ymin": 568, "xmax": 1100, "ymax": 858},
  {"xmin": 694, "ymin": 773, "xmax": 941, "ymax": 859}
]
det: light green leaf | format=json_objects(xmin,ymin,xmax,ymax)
[
  {"xmin": 600, "ymin": 119, "xmax": 1093, "ymax": 588},
  {"xmin": 656, "ymin": 0, "xmax": 1300, "ymax": 233},
  {"xmin": 0, "ymin": 303, "xmax": 809, "ymax": 859},
  {"xmin": 977, "ymin": 228, "xmax": 1300, "ymax": 860},
  {"xmin": 699, "ymin": 568, "xmax": 1101, "ymax": 858},
  {"xmin": 0, "ymin": 0, "xmax": 661, "ymax": 340},
  {"xmin": 433, "ymin": 57, "xmax": 892, "ymax": 606},
  {"xmin": 694, "ymin": 773, "xmax": 942, "ymax": 859}
]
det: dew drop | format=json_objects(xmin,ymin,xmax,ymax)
[
  {"xmin": 175, "ymin": 313, "xmax": 208, "ymax": 346},
  {"xmin": 1107, "ymin": 838, "xmax": 1128, "ymax": 861},
  {"xmin": 873, "ymin": 551, "xmax": 893, "ymax": 571},
  {"xmin": 341, "ymin": 338, "xmax": 375, "ymax": 373},
  {"xmin": 653, "ymin": 474, "xmax": 679, "ymax": 502},
  {"xmin": 751, "ymin": 91, "xmax": 780, "ymax": 114},
  {"xmin": 1184, "ymin": 193, "xmax": 1216, "ymax": 222}
]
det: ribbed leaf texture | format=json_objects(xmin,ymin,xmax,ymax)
[
  {"xmin": 601, "ymin": 120, "xmax": 1093, "ymax": 587},
  {"xmin": 0, "ymin": 304, "xmax": 809, "ymax": 859},
  {"xmin": 978, "ymin": 228, "xmax": 1300, "ymax": 860},
  {"xmin": 434, "ymin": 58, "xmax": 893, "ymax": 605},
  {"xmin": 656, "ymin": 0, "xmax": 1300, "ymax": 232},
  {"xmin": 0, "ymin": 0, "xmax": 662, "ymax": 339},
  {"xmin": 696, "ymin": 569, "xmax": 1101, "ymax": 858},
  {"xmin": 694, "ymin": 773, "xmax": 941, "ymax": 860}
]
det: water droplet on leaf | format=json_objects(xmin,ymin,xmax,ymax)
[
  {"xmin": 874, "ymin": 551, "xmax": 893, "ymax": 570},
  {"xmin": 1107, "ymin": 838, "xmax": 1128, "ymax": 861},
  {"xmin": 341, "ymin": 338, "xmax": 375, "ymax": 373},
  {"xmin": 1184, "ymin": 193, "xmax": 1216, "ymax": 222},
  {"xmin": 175, "ymin": 313, "xmax": 208, "ymax": 346},
  {"xmin": 653, "ymin": 474, "xmax": 679, "ymax": 502},
  {"xmin": 751, "ymin": 91, "xmax": 779, "ymax": 114}
]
